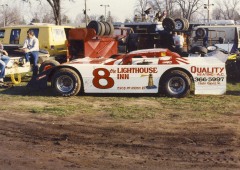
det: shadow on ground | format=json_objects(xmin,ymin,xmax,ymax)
[
  {"xmin": 0, "ymin": 85, "xmax": 54, "ymax": 96},
  {"xmin": 0, "ymin": 84, "xmax": 239, "ymax": 97}
]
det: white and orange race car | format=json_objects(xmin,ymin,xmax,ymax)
[{"xmin": 28, "ymin": 48, "xmax": 228, "ymax": 98}]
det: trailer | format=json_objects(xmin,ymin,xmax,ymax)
[
  {"xmin": 4, "ymin": 51, "xmax": 50, "ymax": 84},
  {"xmin": 67, "ymin": 21, "xmax": 118, "ymax": 60}
]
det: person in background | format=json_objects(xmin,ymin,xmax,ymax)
[
  {"xmin": 172, "ymin": 32, "xmax": 177, "ymax": 42},
  {"xmin": 174, "ymin": 32, "xmax": 185, "ymax": 53},
  {"xmin": 157, "ymin": 30, "xmax": 175, "ymax": 51},
  {"xmin": 0, "ymin": 43, "xmax": 10, "ymax": 84},
  {"xmin": 22, "ymin": 29, "xmax": 39, "ymax": 76}
]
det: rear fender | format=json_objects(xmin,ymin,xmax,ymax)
[{"xmin": 27, "ymin": 67, "xmax": 54, "ymax": 89}]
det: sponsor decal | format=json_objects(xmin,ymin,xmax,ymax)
[
  {"xmin": 194, "ymin": 77, "xmax": 225, "ymax": 85},
  {"xmin": 36, "ymin": 74, "xmax": 47, "ymax": 80},
  {"xmin": 92, "ymin": 67, "xmax": 158, "ymax": 90},
  {"xmin": 116, "ymin": 67, "xmax": 158, "ymax": 74},
  {"xmin": 191, "ymin": 66, "xmax": 225, "ymax": 76}
]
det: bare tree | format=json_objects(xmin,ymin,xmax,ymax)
[
  {"xmin": 148, "ymin": 0, "xmax": 163, "ymax": 12},
  {"xmin": 139, "ymin": 0, "xmax": 202, "ymax": 21},
  {"xmin": 215, "ymin": 0, "xmax": 240, "ymax": 20},
  {"xmin": 74, "ymin": 14, "xmax": 98, "ymax": 26},
  {"xmin": 149, "ymin": 0, "xmax": 177, "ymax": 17},
  {"xmin": 174, "ymin": 0, "xmax": 202, "ymax": 21},
  {"xmin": 1, "ymin": 7, "xmax": 23, "ymax": 26},
  {"xmin": 22, "ymin": 0, "xmax": 73, "ymax": 25},
  {"xmin": 27, "ymin": 4, "xmax": 55, "ymax": 24},
  {"xmin": 134, "ymin": 0, "xmax": 151, "ymax": 21},
  {"xmin": 42, "ymin": 12, "xmax": 55, "ymax": 23},
  {"xmin": 212, "ymin": 8, "xmax": 222, "ymax": 20}
]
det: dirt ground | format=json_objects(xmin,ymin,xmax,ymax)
[{"xmin": 0, "ymin": 101, "xmax": 239, "ymax": 170}]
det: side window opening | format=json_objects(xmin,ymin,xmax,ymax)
[
  {"xmin": 28, "ymin": 29, "xmax": 39, "ymax": 38},
  {"xmin": 10, "ymin": 29, "xmax": 21, "ymax": 44},
  {"xmin": 52, "ymin": 28, "xmax": 65, "ymax": 41},
  {"xmin": 0, "ymin": 30, "xmax": 5, "ymax": 38}
]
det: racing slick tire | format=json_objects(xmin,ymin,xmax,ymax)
[
  {"xmin": 190, "ymin": 46, "xmax": 208, "ymax": 55},
  {"xmin": 182, "ymin": 18, "xmax": 189, "ymax": 30},
  {"xmin": 103, "ymin": 21, "xmax": 114, "ymax": 35},
  {"xmin": 52, "ymin": 68, "xmax": 81, "ymax": 97},
  {"xmin": 162, "ymin": 70, "xmax": 191, "ymax": 98},
  {"xmin": 87, "ymin": 20, "xmax": 102, "ymax": 35},
  {"xmin": 99, "ymin": 21, "xmax": 106, "ymax": 36},
  {"xmin": 39, "ymin": 60, "xmax": 60, "ymax": 73},
  {"xmin": 174, "ymin": 18, "xmax": 185, "ymax": 31},
  {"xmin": 162, "ymin": 17, "xmax": 175, "ymax": 32}
]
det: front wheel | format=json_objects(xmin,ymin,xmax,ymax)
[
  {"xmin": 162, "ymin": 70, "xmax": 191, "ymax": 98},
  {"xmin": 52, "ymin": 68, "xmax": 81, "ymax": 96}
]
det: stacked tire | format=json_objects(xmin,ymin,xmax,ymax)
[
  {"xmin": 87, "ymin": 21, "xmax": 114, "ymax": 36},
  {"xmin": 162, "ymin": 17, "xmax": 190, "ymax": 32}
]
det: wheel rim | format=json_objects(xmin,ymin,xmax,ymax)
[
  {"xmin": 56, "ymin": 75, "xmax": 74, "ymax": 93},
  {"xmin": 175, "ymin": 21, "xmax": 183, "ymax": 30},
  {"xmin": 167, "ymin": 77, "xmax": 186, "ymax": 94}
]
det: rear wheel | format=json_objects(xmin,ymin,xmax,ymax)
[
  {"xmin": 162, "ymin": 70, "xmax": 191, "ymax": 98},
  {"xmin": 52, "ymin": 68, "xmax": 81, "ymax": 96}
]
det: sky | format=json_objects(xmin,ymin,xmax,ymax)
[
  {"xmin": 0, "ymin": 0, "xmax": 219, "ymax": 24},
  {"xmin": 0, "ymin": 0, "xmax": 136, "ymax": 23},
  {"xmin": 63, "ymin": 0, "xmax": 136, "ymax": 22}
]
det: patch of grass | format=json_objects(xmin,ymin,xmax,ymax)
[
  {"xmin": 108, "ymin": 106, "xmax": 156, "ymax": 119},
  {"xmin": 0, "ymin": 82, "xmax": 240, "ymax": 121},
  {"xmin": 30, "ymin": 105, "xmax": 78, "ymax": 116}
]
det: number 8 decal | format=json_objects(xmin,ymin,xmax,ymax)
[{"xmin": 92, "ymin": 68, "xmax": 114, "ymax": 89}]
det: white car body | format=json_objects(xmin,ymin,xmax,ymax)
[{"xmin": 60, "ymin": 49, "xmax": 227, "ymax": 96}]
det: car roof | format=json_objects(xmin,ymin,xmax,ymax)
[{"xmin": 0, "ymin": 24, "xmax": 74, "ymax": 29}]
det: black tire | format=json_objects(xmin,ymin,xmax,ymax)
[
  {"xmin": 195, "ymin": 28, "xmax": 206, "ymax": 38},
  {"xmin": 190, "ymin": 46, "xmax": 208, "ymax": 55},
  {"xmin": 162, "ymin": 17, "xmax": 175, "ymax": 32},
  {"xmin": 182, "ymin": 18, "xmax": 189, "ymax": 30},
  {"xmin": 99, "ymin": 21, "xmax": 105, "ymax": 36},
  {"xmin": 52, "ymin": 68, "xmax": 81, "ymax": 97},
  {"xmin": 107, "ymin": 22, "xmax": 114, "ymax": 35},
  {"xmin": 218, "ymin": 37, "xmax": 225, "ymax": 44},
  {"xmin": 39, "ymin": 60, "xmax": 60, "ymax": 73},
  {"xmin": 162, "ymin": 70, "xmax": 191, "ymax": 98},
  {"xmin": 87, "ymin": 20, "xmax": 101, "ymax": 35},
  {"xmin": 174, "ymin": 18, "xmax": 185, "ymax": 31},
  {"xmin": 102, "ymin": 21, "xmax": 110, "ymax": 35},
  {"xmin": 102, "ymin": 21, "xmax": 114, "ymax": 35}
]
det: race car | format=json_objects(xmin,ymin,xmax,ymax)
[{"xmin": 28, "ymin": 48, "xmax": 228, "ymax": 98}]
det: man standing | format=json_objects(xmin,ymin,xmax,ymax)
[
  {"xmin": 22, "ymin": 29, "xmax": 39, "ymax": 76},
  {"xmin": 174, "ymin": 32, "xmax": 185, "ymax": 53}
]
